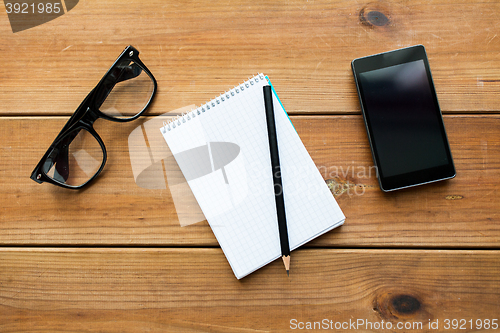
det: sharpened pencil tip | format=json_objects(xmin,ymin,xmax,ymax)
[{"xmin": 282, "ymin": 255, "xmax": 290, "ymax": 275}]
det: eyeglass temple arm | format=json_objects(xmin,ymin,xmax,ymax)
[
  {"xmin": 60, "ymin": 62, "xmax": 142, "ymax": 133},
  {"xmin": 42, "ymin": 131, "xmax": 79, "ymax": 184},
  {"xmin": 117, "ymin": 62, "xmax": 143, "ymax": 82},
  {"xmin": 94, "ymin": 63, "xmax": 143, "ymax": 110}
]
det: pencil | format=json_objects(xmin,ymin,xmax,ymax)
[{"xmin": 263, "ymin": 85, "xmax": 291, "ymax": 276}]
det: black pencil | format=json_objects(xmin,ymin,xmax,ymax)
[{"xmin": 263, "ymin": 85, "xmax": 291, "ymax": 276}]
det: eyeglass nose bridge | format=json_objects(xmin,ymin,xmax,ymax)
[{"xmin": 82, "ymin": 106, "xmax": 101, "ymax": 124}]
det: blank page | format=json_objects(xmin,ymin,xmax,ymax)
[{"xmin": 161, "ymin": 74, "xmax": 345, "ymax": 279}]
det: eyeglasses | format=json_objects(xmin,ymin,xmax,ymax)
[{"xmin": 30, "ymin": 45, "xmax": 157, "ymax": 189}]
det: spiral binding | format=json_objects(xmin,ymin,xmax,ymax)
[{"xmin": 162, "ymin": 73, "xmax": 266, "ymax": 133}]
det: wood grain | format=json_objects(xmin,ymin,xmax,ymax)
[
  {"xmin": 1, "ymin": 115, "xmax": 498, "ymax": 247},
  {"xmin": 0, "ymin": 0, "xmax": 499, "ymax": 116},
  {"xmin": 0, "ymin": 248, "xmax": 499, "ymax": 332},
  {"xmin": 1, "ymin": 1, "xmax": 499, "ymax": 331}
]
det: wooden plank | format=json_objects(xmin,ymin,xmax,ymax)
[
  {"xmin": 1, "ymin": 115, "xmax": 499, "ymax": 247},
  {"xmin": 0, "ymin": 0, "xmax": 499, "ymax": 115},
  {"xmin": 0, "ymin": 248, "xmax": 499, "ymax": 332}
]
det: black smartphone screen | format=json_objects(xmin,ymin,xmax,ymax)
[{"xmin": 352, "ymin": 45, "xmax": 455, "ymax": 191}]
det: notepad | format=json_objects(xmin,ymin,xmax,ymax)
[{"xmin": 161, "ymin": 74, "xmax": 345, "ymax": 279}]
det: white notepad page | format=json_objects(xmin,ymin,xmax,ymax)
[{"xmin": 161, "ymin": 74, "xmax": 345, "ymax": 279}]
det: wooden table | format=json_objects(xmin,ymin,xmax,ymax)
[{"xmin": 1, "ymin": 0, "xmax": 499, "ymax": 331}]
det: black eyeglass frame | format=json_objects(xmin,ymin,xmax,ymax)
[{"xmin": 30, "ymin": 45, "xmax": 157, "ymax": 189}]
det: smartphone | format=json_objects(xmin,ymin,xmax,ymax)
[{"xmin": 351, "ymin": 45, "xmax": 455, "ymax": 191}]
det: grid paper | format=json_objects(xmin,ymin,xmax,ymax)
[{"xmin": 161, "ymin": 74, "xmax": 345, "ymax": 279}]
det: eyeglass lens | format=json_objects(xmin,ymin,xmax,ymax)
[
  {"xmin": 98, "ymin": 58, "xmax": 155, "ymax": 119},
  {"xmin": 43, "ymin": 128, "xmax": 104, "ymax": 187}
]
